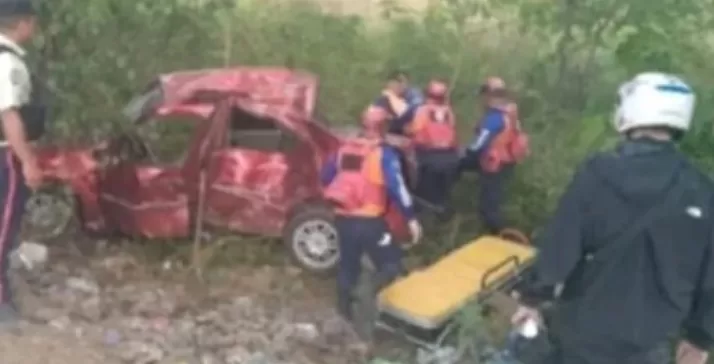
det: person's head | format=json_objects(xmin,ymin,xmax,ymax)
[
  {"xmin": 0, "ymin": 0, "xmax": 37, "ymax": 44},
  {"xmin": 361, "ymin": 105, "xmax": 390, "ymax": 139},
  {"xmin": 425, "ymin": 79, "xmax": 448, "ymax": 104},
  {"xmin": 613, "ymin": 72, "xmax": 695, "ymax": 142},
  {"xmin": 479, "ymin": 76, "xmax": 508, "ymax": 107},
  {"xmin": 386, "ymin": 70, "xmax": 408, "ymax": 96}
]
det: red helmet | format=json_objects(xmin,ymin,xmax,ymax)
[
  {"xmin": 426, "ymin": 80, "xmax": 448, "ymax": 101},
  {"xmin": 361, "ymin": 105, "xmax": 389, "ymax": 135}
]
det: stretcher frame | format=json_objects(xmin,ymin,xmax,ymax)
[{"xmin": 375, "ymin": 253, "xmax": 534, "ymax": 350}]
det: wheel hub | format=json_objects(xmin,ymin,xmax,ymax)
[
  {"xmin": 293, "ymin": 219, "xmax": 338, "ymax": 270},
  {"xmin": 23, "ymin": 191, "xmax": 73, "ymax": 239}
]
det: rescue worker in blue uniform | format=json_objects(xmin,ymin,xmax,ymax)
[
  {"xmin": 461, "ymin": 77, "xmax": 522, "ymax": 234},
  {"xmin": 0, "ymin": 0, "xmax": 45, "ymax": 329},
  {"xmin": 512, "ymin": 73, "xmax": 714, "ymax": 364},
  {"xmin": 322, "ymin": 105, "xmax": 422, "ymax": 329},
  {"xmin": 405, "ymin": 80, "xmax": 459, "ymax": 218}
]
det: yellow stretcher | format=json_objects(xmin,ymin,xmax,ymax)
[{"xmin": 376, "ymin": 234, "xmax": 536, "ymax": 348}]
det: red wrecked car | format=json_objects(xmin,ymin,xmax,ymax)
[{"xmin": 25, "ymin": 67, "xmax": 417, "ymax": 273}]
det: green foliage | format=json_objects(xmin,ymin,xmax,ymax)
[{"xmin": 32, "ymin": 0, "xmax": 714, "ymax": 234}]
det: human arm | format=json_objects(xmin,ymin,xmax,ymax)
[
  {"xmin": 517, "ymin": 160, "xmax": 594, "ymax": 307},
  {"xmin": 1, "ymin": 109, "xmax": 35, "ymax": 166},
  {"xmin": 466, "ymin": 111, "xmax": 504, "ymax": 153},
  {"xmin": 0, "ymin": 55, "xmax": 40, "ymax": 188},
  {"xmin": 381, "ymin": 146, "xmax": 415, "ymax": 221},
  {"xmin": 679, "ymin": 220, "xmax": 714, "ymax": 355},
  {"xmin": 0, "ymin": 54, "xmax": 34, "ymax": 166},
  {"xmin": 380, "ymin": 91, "xmax": 408, "ymax": 117}
]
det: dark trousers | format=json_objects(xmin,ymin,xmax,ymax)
[
  {"xmin": 415, "ymin": 149, "xmax": 459, "ymax": 212},
  {"xmin": 478, "ymin": 164, "xmax": 513, "ymax": 234},
  {"xmin": 335, "ymin": 216, "xmax": 403, "ymax": 319},
  {"xmin": 0, "ymin": 148, "xmax": 29, "ymax": 305},
  {"xmin": 535, "ymin": 340, "xmax": 671, "ymax": 364}
]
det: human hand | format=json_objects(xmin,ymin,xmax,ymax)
[
  {"xmin": 676, "ymin": 340, "xmax": 709, "ymax": 364},
  {"xmin": 511, "ymin": 304, "xmax": 543, "ymax": 336},
  {"xmin": 408, "ymin": 219, "xmax": 422, "ymax": 245},
  {"xmin": 22, "ymin": 160, "xmax": 43, "ymax": 190}
]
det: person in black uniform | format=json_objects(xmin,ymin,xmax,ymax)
[
  {"xmin": 512, "ymin": 72, "xmax": 714, "ymax": 364},
  {"xmin": 0, "ymin": 0, "xmax": 45, "ymax": 329}
]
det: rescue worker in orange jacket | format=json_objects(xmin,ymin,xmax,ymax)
[
  {"xmin": 461, "ymin": 77, "xmax": 519, "ymax": 233},
  {"xmin": 405, "ymin": 80, "xmax": 459, "ymax": 218},
  {"xmin": 321, "ymin": 105, "xmax": 422, "ymax": 327}
]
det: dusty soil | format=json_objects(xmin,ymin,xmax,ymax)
[
  {"xmin": 0, "ymin": 239, "xmax": 392, "ymax": 364},
  {"xmin": 0, "ymin": 232, "xmax": 515, "ymax": 364}
]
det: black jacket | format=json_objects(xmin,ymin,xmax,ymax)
[{"xmin": 519, "ymin": 139, "xmax": 714, "ymax": 360}]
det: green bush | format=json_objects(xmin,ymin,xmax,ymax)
[{"xmin": 32, "ymin": 0, "xmax": 714, "ymax": 236}]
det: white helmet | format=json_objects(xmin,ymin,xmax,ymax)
[{"xmin": 613, "ymin": 72, "xmax": 695, "ymax": 134}]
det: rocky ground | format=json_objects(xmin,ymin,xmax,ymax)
[
  {"xmin": 0, "ymin": 235, "xmax": 513, "ymax": 364},
  {"xmin": 0, "ymin": 240, "xmax": 410, "ymax": 364}
]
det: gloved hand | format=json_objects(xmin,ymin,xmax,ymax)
[
  {"xmin": 408, "ymin": 219, "xmax": 423, "ymax": 245},
  {"xmin": 511, "ymin": 304, "xmax": 543, "ymax": 335}
]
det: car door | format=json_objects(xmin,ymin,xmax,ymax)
[
  {"xmin": 202, "ymin": 101, "xmax": 311, "ymax": 236},
  {"xmin": 97, "ymin": 104, "xmax": 226, "ymax": 239},
  {"xmin": 97, "ymin": 153, "xmax": 189, "ymax": 238}
]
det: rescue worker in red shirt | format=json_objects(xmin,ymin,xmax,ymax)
[
  {"xmin": 405, "ymin": 80, "xmax": 459, "ymax": 218},
  {"xmin": 321, "ymin": 105, "xmax": 422, "ymax": 327}
]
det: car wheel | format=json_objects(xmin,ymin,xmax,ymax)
[
  {"xmin": 22, "ymin": 186, "xmax": 75, "ymax": 241},
  {"xmin": 283, "ymin": 205, "xmax": 339, "ymax": 274}
]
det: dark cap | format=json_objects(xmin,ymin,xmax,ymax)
[{"xmin": 0, "ymin": 0, "xmax": 36, "ymax": 16}]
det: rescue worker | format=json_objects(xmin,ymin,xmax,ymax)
[
  {"xmin": 322, "ymin": 105, "xmax": 422, "ymax": 330},
  {"xmin": 405, "ymin": 79, "xmax": 459, "ymax": 217},
  {"xmin": 512, "ymin": 73, "xmax": 714, "ymax": 364},
  {"xmin": 373, "ymin": 71, "xmax": 412, "ymax": 135},
  {"xmin": 0, "ymin": 0, "xmax": 45, "ymax": 329},
  {"xmin": 461, "ymin": 77, "xmax": 518, "ymax": 234}
]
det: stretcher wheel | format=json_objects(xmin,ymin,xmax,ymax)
[{"xmin": 499, "ymin": 228, "xmax": 530, "ymax": 245}]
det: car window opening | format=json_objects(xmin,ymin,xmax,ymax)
[{"xmin": 228, "ymin": 106, "xmax": 298, "ymax": 152}]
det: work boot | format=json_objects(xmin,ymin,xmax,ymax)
[{"xmin": 0, "ymin": 302, "xmax": 21, "ymax": 330}]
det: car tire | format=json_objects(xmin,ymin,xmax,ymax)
[
  {"xmin": 22, "ymin": 185, "xmax": 75, "ymax": 241},
  {"xmin": 283, "ymin": 204, "xmax": 340, "ymax": 275}
]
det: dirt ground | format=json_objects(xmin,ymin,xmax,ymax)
[
  {"xmin": 0, "ymin": 239, "xmax": 413, "ymax": 364},
  {"xmin": 0, "ymin": 325, "xmax": 114, "ymax": 364},
  {"xmin": 0, "ymin": 233, "xmax": 519, "ymax": 364}
]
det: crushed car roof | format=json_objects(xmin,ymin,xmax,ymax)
[{"xmin": 123, "ymin": 67, "xmax": 318, "ymax": 124}]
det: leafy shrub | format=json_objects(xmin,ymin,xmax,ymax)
[{"xmin": 32, "ymin": 0, "xmax": 714, "ymax": 238}]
